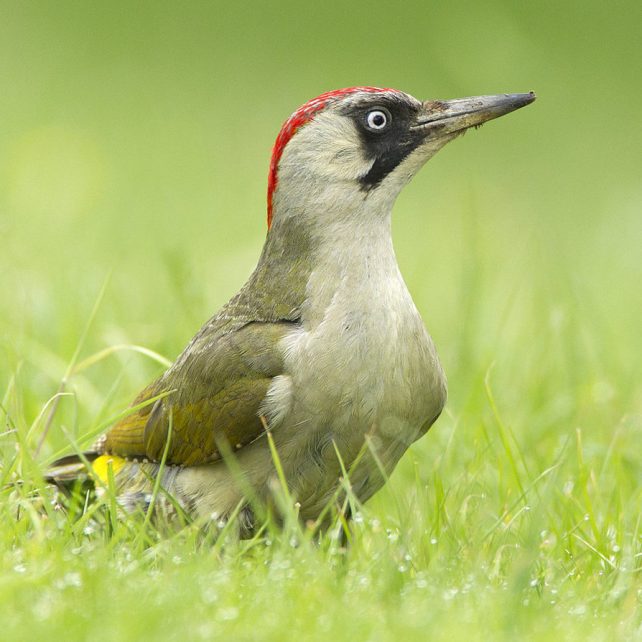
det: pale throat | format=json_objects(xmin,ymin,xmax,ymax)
[{"xmin": 301, "ymin": 208, "xmax": 409, "ymax": 330}]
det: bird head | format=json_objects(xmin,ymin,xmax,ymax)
[{"xmin": 267, "ymin": 87, "xmax": 535, "ymax": 233}]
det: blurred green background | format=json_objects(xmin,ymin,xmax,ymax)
[
  {"xmin": 1, "ymin": 1, "xmax": 641, "ymax": 639},
  {"xmin": 2, "ymin": 1, "xmax": 640, "ymax": 419}
]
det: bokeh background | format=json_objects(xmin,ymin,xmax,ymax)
[
  {"xmin": 2, "ymin": 1, "xmax": 640, "ymax": 423},
  {"xmin": 1, "ymin": 1, "xmax": 641, "ymax": 639}
]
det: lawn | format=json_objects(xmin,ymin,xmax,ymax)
[{"xmin": 1, "ymin": 2, "xmax": 640, "ymax": 640}]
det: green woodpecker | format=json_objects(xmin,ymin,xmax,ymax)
[{"xmin": 47, "ymin": 87, "xmax": 535, "ymax": 533}]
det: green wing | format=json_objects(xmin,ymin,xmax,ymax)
[{"xmin": 101, "ymin": 321, "xmax": 293, "ymax": 466}]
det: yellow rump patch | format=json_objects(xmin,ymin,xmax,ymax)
[{"xmin": 92, "ymin": 454, "xmax": 126, "ymax": 484}]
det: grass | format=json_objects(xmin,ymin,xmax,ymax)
[
  {"xmin": 1, "ymin": 1, "xmax": 641, "ymax": 639},
  {"xmin": 1, "ymin": 211, "xmax": 640, "ymax": 640}
]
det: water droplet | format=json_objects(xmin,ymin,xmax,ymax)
[{"xmin": 218, "ymin": 606, "xmax": 239, "ymax": 621}]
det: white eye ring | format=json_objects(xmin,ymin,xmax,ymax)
[{"xmin": 366, "ymin": 109, "xmax": 389, "ymax": 130}]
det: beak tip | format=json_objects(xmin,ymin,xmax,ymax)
[
  {"xmin": 509, "ymin": 92, "xmax": 536, "ymax": 108},
  {"xmin": 502, "ymin": 91, "xmax": 537, "ymax": 114}
]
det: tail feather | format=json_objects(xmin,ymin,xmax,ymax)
[{"xmin": 44, "ymin": 452, "xmax": 100, "ymax": 487}]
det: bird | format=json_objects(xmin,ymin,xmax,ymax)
[{"xmin": 46, "ymin": 86, "xmax": 535, "ymax": 535}]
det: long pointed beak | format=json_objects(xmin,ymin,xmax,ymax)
[{"xmin": 413, "ymin": 92, "xmax": 536, "ymax": 136}]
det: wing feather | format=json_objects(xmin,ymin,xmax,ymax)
[{"xmin": 101, "ymin": 321, "xmax": 294, "ymax": 465}]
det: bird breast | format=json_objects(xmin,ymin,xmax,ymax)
[{"xmin": 268, "ymin": 224, "xmax": 446, "ymax": 456}]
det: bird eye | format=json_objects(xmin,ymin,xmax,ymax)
[{"xmin": 365, "ymin": 109, "xmax": 390, "ymax": 131}]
